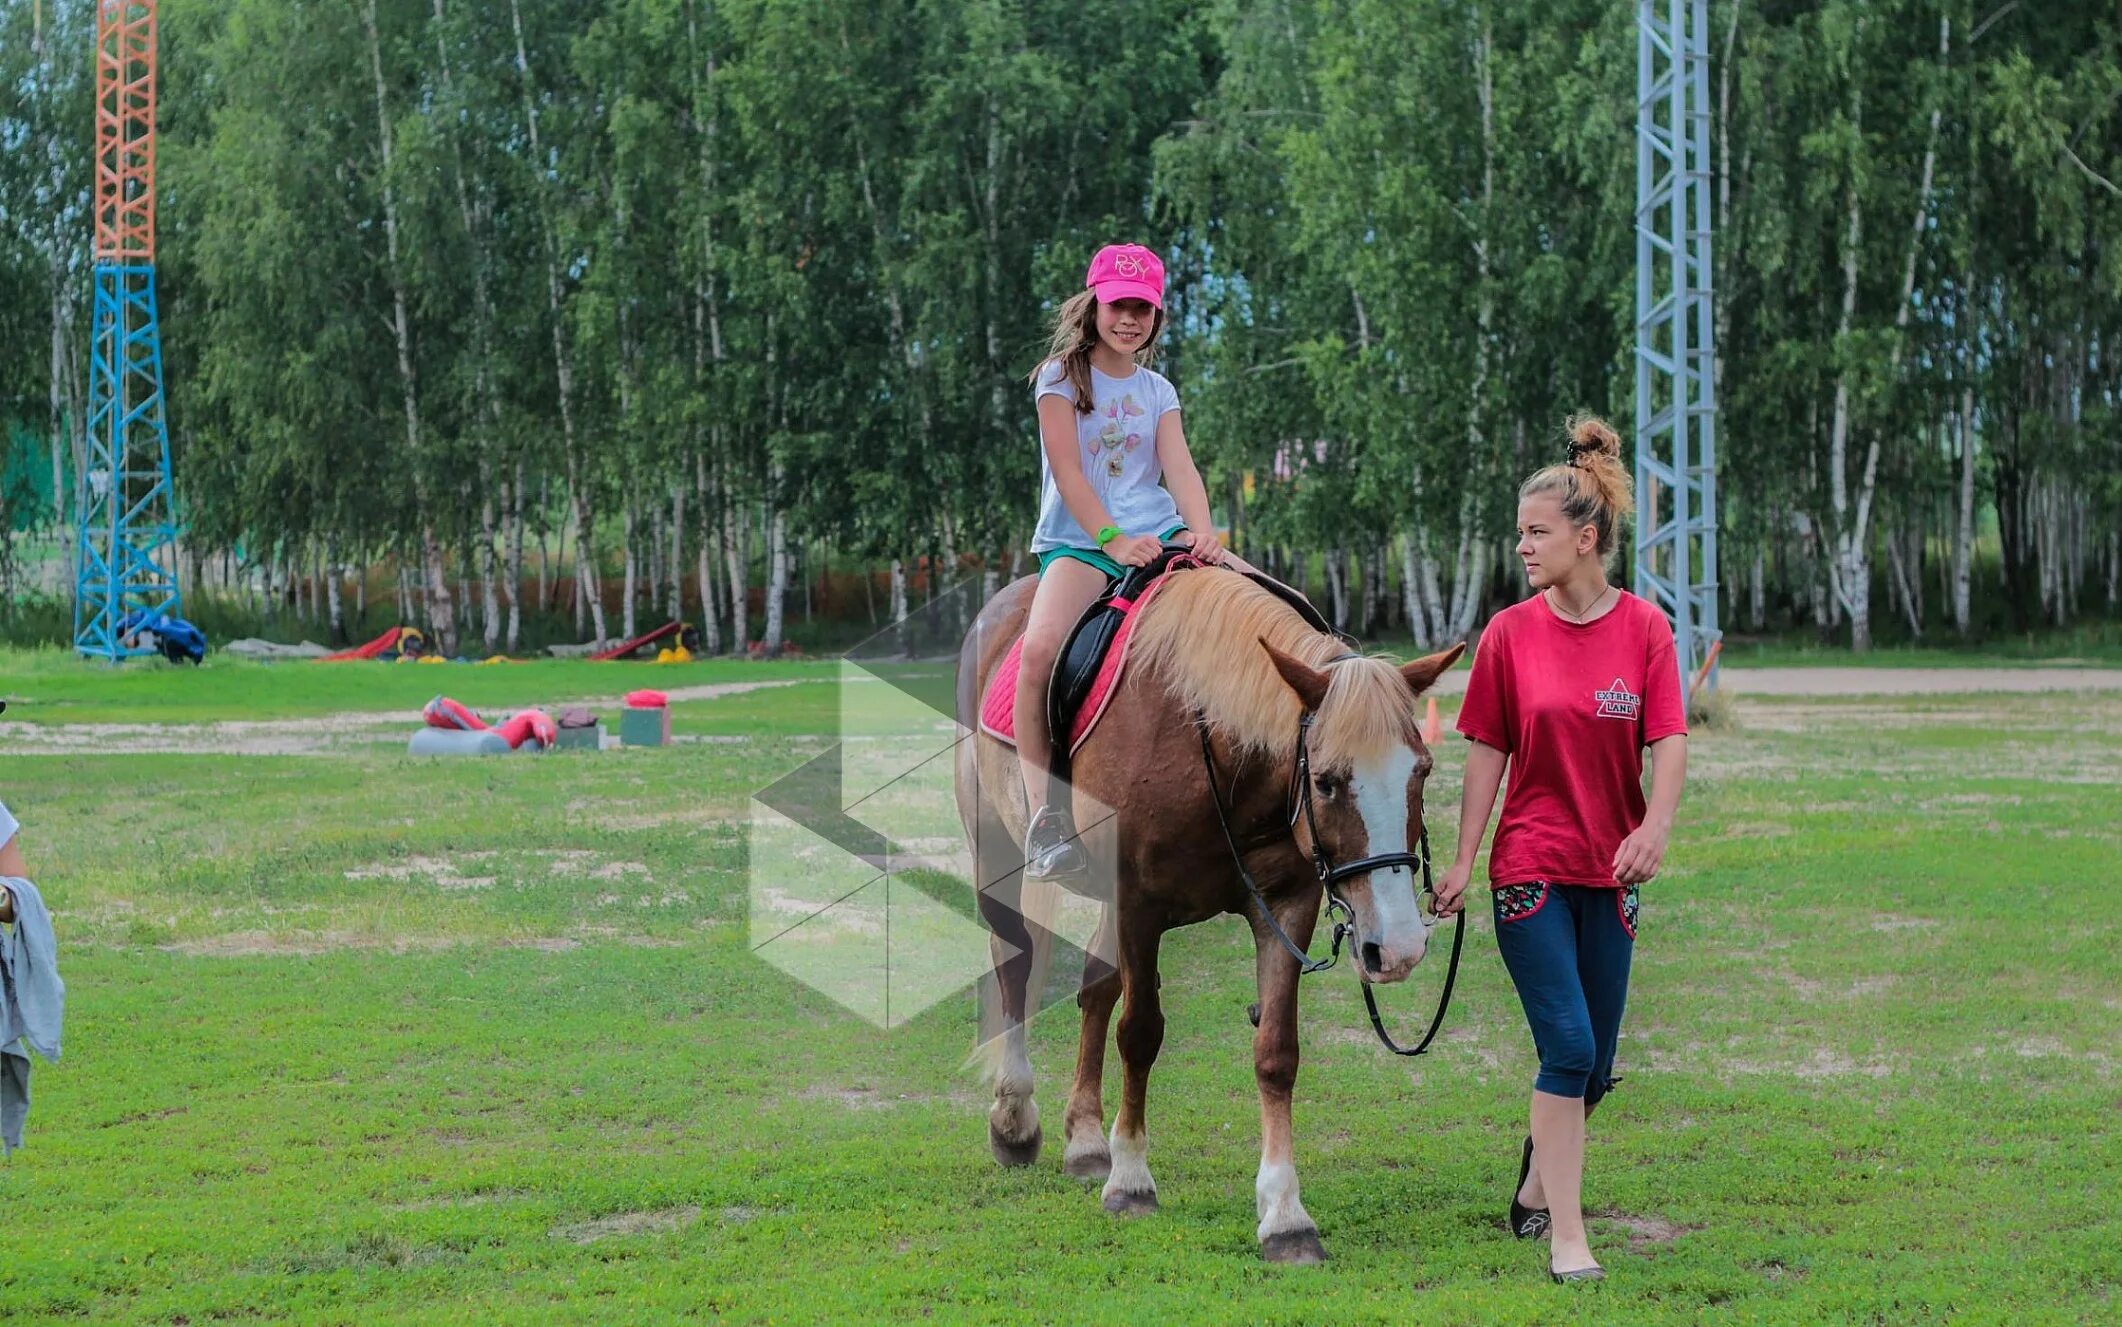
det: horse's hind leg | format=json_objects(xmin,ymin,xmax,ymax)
[
  {"xmin": 1062, "ymin": 905, "xmax": 1120, "ymax": 1179},
  {"xmin": 974, "ymin": 804, "xmax": 1044, "ymax": 1167}
]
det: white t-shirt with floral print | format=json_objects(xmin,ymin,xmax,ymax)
[{"xmin": 1030, "ymin": 360, "xmax": 1185, "ymax": 554}]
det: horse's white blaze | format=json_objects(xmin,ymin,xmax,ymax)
[
  {"xmin": 1350, "ymin": 745, "xmax": 1428, "ymax": 974},
  {"xmin": 1104, "ymin": 1124, "xmax": 1155, "ymax": 1199},
  {"xmin": 1255, "ymin": 1160, "xmax": 1314, "ymax": 1241}
]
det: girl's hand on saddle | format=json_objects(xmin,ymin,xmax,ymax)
[
  {"xmin": 1432, "ymin": 861, "xmax": 1473, "ymax": 916},
  {"xmin": 1612, "ymin": 821, "xmax": 1669, "ymax": 885},
  {"xmin": 1182, "ymin": 528, "xmax": 1225, "ymax": 564},
  {"xmin": 1110, "ymin": 533, "xmax": 1162, "ymax": 567}
]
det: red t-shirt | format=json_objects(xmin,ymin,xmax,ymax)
[{"xmin": 1455, "ymin": 591, "xmax": 1688, "ymax": 888}]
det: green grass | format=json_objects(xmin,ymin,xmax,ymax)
[
  {"xmin": 0, "ymin": 647, "xmax": 825, "ymax": 726},
  {"xmin": 0, "ymin": 655, "xmax": 2116, "ymax": 1323},
  {"xmin": 1718, "ymin": 622, "xmax": 2122, "ymax": 668}
]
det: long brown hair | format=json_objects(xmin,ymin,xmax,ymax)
[
  {"xmin": 1026, "ymin": 290, "xmax": 1166, "ymax": 415},
  {"xmin": 1519, "ymin": 415, "xmax": 1635, "ymax": 556}
]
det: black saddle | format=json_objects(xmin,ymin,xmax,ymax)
[{"xmin": 1046, "ymin": 544, "xmax": 1332, "ymax": 750}]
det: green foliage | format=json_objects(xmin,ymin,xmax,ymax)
[{"xmin": 1, "ymin": 0, "xmax": 2117, "ymax": 650}]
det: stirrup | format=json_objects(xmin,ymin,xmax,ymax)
[{"xmin": 1023, "ymin": 805, "xmax": 1087, "ymax": 879}]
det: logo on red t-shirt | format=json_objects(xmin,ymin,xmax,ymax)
[{"xmin": 1593, "ymin": 677, "xmax": 1641, "ymax": 720}]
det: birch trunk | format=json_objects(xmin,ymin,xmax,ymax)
[
  {"xmin": 724, "ymin": 491, "xmax": 750, "ymax": 652},
  {"xmin": 621, "ymin": 501, "xmax": 638, "ymax": 642},
  {"xmin": 480, "ymin": 493, "xmax": 500, "ymax": 653},
  {"xmin": 1886, "ymin": 526, "xmax": 1922, "ymax": 639},
  {"xmin": 696, "ymin": 451, "xmax": 721, "ymax": 654},
  {"xmin": 326, "ymin": 539, "xmax": 345, "ymax": 644},
  {"xmin": 506, "ymin": 463, "xmax": 525, "ymax": 653},
  {"xmin": 668, "ymin": 485, "xmax": 686, "ymax": 625},
  {"xmin": 1952, "ymin": 407, "xmax": 1977, "ymax": 638},
  {"xmin": 509, "ymin": 0, "xmax": 602, "ymax": 646},
  {"xmin": 364, "ymin": 0, "xmax": 455, "ymax": 655},
  {"xmin": 762, "ymin": 488, "xmax": 789, "ymax": 656},
  {"xmin": 1326, "ymin": 548, "xmax": 1348, "ymax": 632},
  {"xmin": 890, "ymin": 558, "xmax": 909, "ymax": 655}
]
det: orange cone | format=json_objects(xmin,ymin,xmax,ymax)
[{"xmin": 1421, "ymin": 696, "xmax": 1442, "ymax": 745}]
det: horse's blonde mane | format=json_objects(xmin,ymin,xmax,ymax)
[{"xmin": 1128, "ymin": 571, "xmax": 1420, "ymax": 766}]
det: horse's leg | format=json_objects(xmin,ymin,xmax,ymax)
[
  {"xmin": 974, "ymin": 802, "xmax": 1043, "ymax": 1167},
  {"xmin": 1102, "ymin": 911, "xmax": 1165, "ymax": 1214},
  {"xmin": 1251, "ymin": 898, "xmax": 1328, "ymax": 1263},
  {"xmin": 1062, "ymin": 905, "xmax": 1121, "ymax": 1179}
]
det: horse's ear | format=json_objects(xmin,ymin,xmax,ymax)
[
  {"xmin": 1400, "ymin": 642, "xmax": 1467, "ymax": 697},
  {"xmin": 1260, "ymin": 638, "xmax": 1332, "ymax": 712}
]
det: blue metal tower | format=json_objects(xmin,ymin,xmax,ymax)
[
  {"xmin": 1633, "ymin": 0, "xmax": 1720, "ymax": 697},
  {"xmin": 75, "ymin": 0, "xmax": 182, "ymax": 661}
]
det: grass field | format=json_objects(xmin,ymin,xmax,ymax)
[{"xmin": 0, "ymin": 651, "xmax": 2116, "ymax": 1324}]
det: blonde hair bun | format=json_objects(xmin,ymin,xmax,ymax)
[{"xmin": 1520, "ymin": 412, "xmax": 1635, "ymax": 556}]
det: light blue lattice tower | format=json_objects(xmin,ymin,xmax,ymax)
[
  {"xmin": 74, "ymin": 262, "xmax": 181, "ymax": 660},
  {"xmin": 1634, "ymin": 0, "xmax": 1719, "ymax": 696}
]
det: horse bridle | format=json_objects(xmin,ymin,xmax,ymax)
[{"xmin": 1195, "ymin": 671, "xmax": 1466, "ymax": 1058}]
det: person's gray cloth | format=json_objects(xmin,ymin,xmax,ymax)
[{"xmin": 1, "ymin": 874, "xmax": 65, "ymax": 1155}]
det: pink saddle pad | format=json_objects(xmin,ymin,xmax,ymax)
[{"xmin": 977, "ymin": 573, "xmax": 1177, "ymax": 753}]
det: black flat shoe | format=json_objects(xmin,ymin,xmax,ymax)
[
  {"xmin": 1508, "ymin": 1135, "xmax": 1550, "ymax": 1239},
  {"xmin": 1550, "ymin": 1264, "xmax": 1606, "ymax": 1284}
]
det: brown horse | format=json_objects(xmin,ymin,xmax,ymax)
[{"xmin": 954, "ymin": 567, "xmax": 1462, "ymax": 1262}]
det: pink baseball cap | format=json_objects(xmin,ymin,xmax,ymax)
[{"xmin": 1085, "ymin": 243, "xmax": 1165, "ymax": 309}]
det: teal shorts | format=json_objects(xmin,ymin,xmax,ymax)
[{"xmin": 1037, "ymin": 525, "xmax": 1189, "ymax": 580}]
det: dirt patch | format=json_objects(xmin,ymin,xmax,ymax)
[
  {"xmin": 1593, "ymin": 1211, "xmax": 1702, "ymax": 1254},
  {"xmin": 0, "ymin": 713, "xmax": 407, "ymax": 757},
  {"xmin": 1714, "ymin": 820, "xmax": 1795, "ymax": 839},
  {"xmin": 798, "ymin": 1085, "xmax": 898, "ymax": 1110},
  {"xmin": 499, "ymin": 936, "xmax": 581, "ymax": 953},
  {"xmin": 1870, "ymin": 914, "xmax": 1940, "ymax": 934},
  {"xmin": 162, "ymin": 930, "xmax": 459, "ymax": 957},
  {"xmin": 1722, "ymin": 667, "xmax": 2122, "ymax": 696},
  {"xmin": 1781, "ymin": 1048, "xmax": 1895, "ymax": 1081},
  {"xmin": 1999, "ymin": 1037, "xmax": 2116, "ymax": 1072},
  {"xmin": 345, "ymin": 854, "xmax": 497, "ymax": 890},
  {"xmin": 551, "ymin": 1206, "xmax": 700, "ymax": 1244},
  {"xmin": 1785, "ymin": 971, "xmax": 1897, "ymax": 1001},
  {"xmin": 386, "ymin": 1190, "xmax": 526, "ymax": 1213},
  {"xmin": 341, "ymin": 850, "xmax": 655, "ymax": 890},
  {"xmin": 543, "ymin": 851, "xmax": 652, "ymax": 882},
  {"xmin": 160, "ymin": 929, "xmax": 611, "ymax": 957},
  {"xmin": 796, "ymin": 1083, "xmax": 975, "ymax": 1111},
  {"xmin": 576, "ymin": 806, "xmax": 735, "ymax": 831},
  {"xmin": 0, "ymin": 678, "xmax": 809, "ymax": 758}
]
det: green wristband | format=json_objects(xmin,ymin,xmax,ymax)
[{"xmin": 1095, "ymin": 525, "xmax": 1123, "ymax": 548}]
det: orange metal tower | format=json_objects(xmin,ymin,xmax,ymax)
[{"xmin": 92, "ymin": 0, "xmax": 157, "ymax": 262}]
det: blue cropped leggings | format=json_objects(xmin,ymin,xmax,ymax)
[{"xmin": 1491, "ymin": 882, "xmax": 1637, "ymax": 1104}]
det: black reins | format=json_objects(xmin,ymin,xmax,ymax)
[{"xmin": 1196, "ymin": 690, "xmax": 1466, "ymax": 1058}]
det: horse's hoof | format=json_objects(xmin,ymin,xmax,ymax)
[
  {"xmin": 1102, "ymin": 1187, "xmax": 1159, "ymax": 1215},
  {"xmin": 1063, "ymin": 1146, "xmax": 1112, "ymax": 1181},
  {"xmin": 989, "ymin": 1122, "xmax": 1042, "ymax": 1168},
  {"xmin": 1261, "ymin": 1228, "xmax": 1329, "ymax": 1265}
]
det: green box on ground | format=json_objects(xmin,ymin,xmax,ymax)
[
  {"xmin": 620, "ymin": 705, "xmax": 670, "ymax": 747},
  {"xmin": 552, "ymin": 721, "xmax": 602, "ymax": 751}
]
